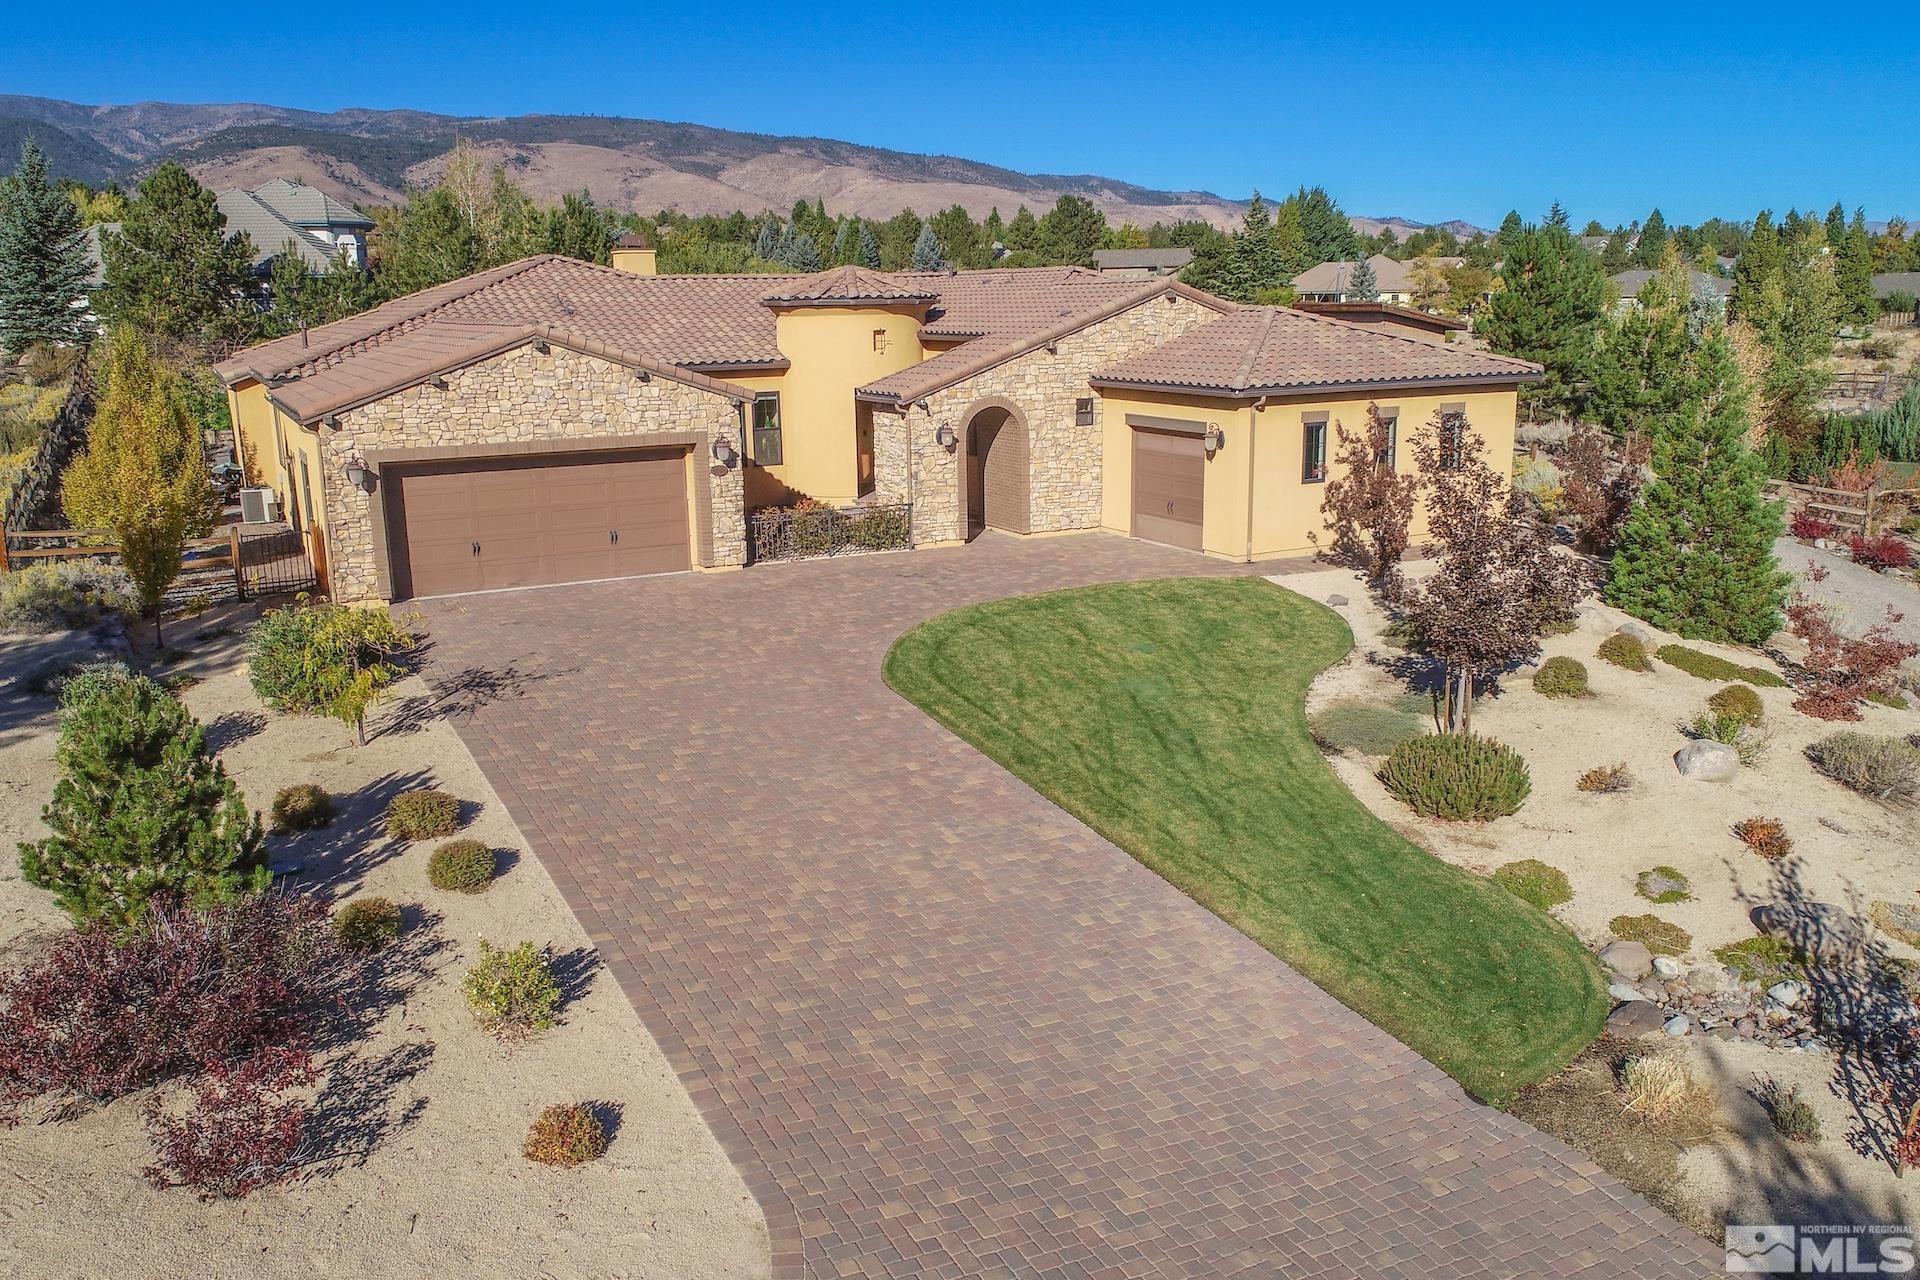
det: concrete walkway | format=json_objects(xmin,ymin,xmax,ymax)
[{"xmin": 417, "ymin": 532, "xmax": 1718, "ymax": 1279}]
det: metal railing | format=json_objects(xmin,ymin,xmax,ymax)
[{"xmin": 748, "ymin": 502, "xmax": 913, "ymax": 564}]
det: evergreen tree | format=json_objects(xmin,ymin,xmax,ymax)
[
  {"xmin": 1599, "ymin": 224, "xmax": 1633, "ymax": 275},
  {"xmin": 1037, "ymin": 194, "xmax": 1107, "ymax": 265},
  {"xmin": 1580, "ymin": 219, "xmax": 1607, "ymax": 237},
  {"xmin": 1823, "ymin": 202, "xmax": 1847, "ymax": 250},
  {"xmin": 786, "ymin": 231, "xmax": 822, "ymax": 272},
  {"xmin": 1634, "ymin": 208, "xmax": 1668, "ymax": 267},
  {"xmin": 1545, "ymin": 200, "xmax": 1570, "ymax": 229},
  {"xmin": 1497, "ymin": 210, "xmax": 1525, "ymax": 243},
  {"xmin": 1285, "ymin": 185, "xmax": 1359, "ymax": 265},
  {"xmin": 754, "ymin": 217, "xmax": 781, "ymax": 261},
  {"xmin": 910, "ymin": 222, "xmax": 947, "ymax": 271},
  {"xmin": 542, "ymin": 190, "xmax": 615, "ymax": 263},
  {"xmin": 99, "ymin": 161, "xmax": 258, "ymax": 351},
  {"xmin": 856, "ymin": 223, "xmax": 882, "ymax": 269},
  {"xmin": 1606, "ymin": 326, "xmax": 1787, "ymax": 644},
  {"xmin": 1730, "ymin": 211, "xmax": 1782, "ymax": 325},
  {"xmin": 1346, "ymin": 254, "xmax": 1379, "ymax": 301},
  {"xmin": 1477, "ymin": 221, "xmax": 1610, "ymax": 420},
  {"xmin": 20, "ymin": 671, "xmax": 265, "ymax": 930},
  {"xmin": 1587, "ymin": 246, "xmax": 1696, "ymax": 435},
  {"xmin": 982, "ymin": 208, "xmax": 1005, "ymax": 257},
  {"xmin": 1005, "ymin": 205, "xmax": 1039, "ymax": 253},
  {"xmin": 1835, "ymin": 209, "xmax": 1876, "ymax": 328},
  {"xmin": 831, "ymin": 219, "xmax": 855, "ymax": 266},
  {"xmin": 0, "ymin": 138, "xmax": 93, "ymax": 352},
  {"xmin": 928, "ymin": 204, "xmax": 983, "ymax": 268},
  {"xmin": 1214, "ymin": 193, "xmax": 1285, "ymax": 303}
]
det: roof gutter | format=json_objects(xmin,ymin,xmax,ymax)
[{"xmin": 1086, "ymin": 370, "xmax": 1543, "ymax": 402}]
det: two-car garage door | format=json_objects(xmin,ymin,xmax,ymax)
[{"xmin": 385, "ymin": 449, "xmax": 691, "ymax": 599}]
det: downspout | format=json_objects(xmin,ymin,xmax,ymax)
[{"xmin": 1244, "ymin": 396, "xmax": 1270, "ymax": 562}]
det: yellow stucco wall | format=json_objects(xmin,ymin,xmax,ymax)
[
  {"xmin": 1099, "ymin": 385, "xmax": 1521, "ymax": 561},
  {"xmin": 228, "ymin": 376, "xmax": 333, "ymax": 584},
  {"xmin": 740, "ymin": 304, "xmax": 927, "ymax": 504}
]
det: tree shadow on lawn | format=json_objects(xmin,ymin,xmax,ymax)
[{"xmin": 273, "ymin": 767, "xmax": 441, "ymax": 899}]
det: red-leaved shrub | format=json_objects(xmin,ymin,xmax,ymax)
[
  {"xmin": 1789, "ymin": 510, "xmax": 1838, "ymax": 541},
  {"xmin": 1848, "ymin": 532, "xmax": 1915, "ymax": 572},
  {"xmin": 144, "ymin": 1047, "xmax": 316, "ymax": 1199},
  {"xmin": 1786, "ymin": 566, "xmax": 1920, "ymax": 720},
  {"xmin": 0, "ymin": 892, "xmax": 344, "ymax": 1117}
]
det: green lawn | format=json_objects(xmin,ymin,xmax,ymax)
[{"xmin": 884, "ymin": 577, "xmax": 1607, "ymax": 1105}]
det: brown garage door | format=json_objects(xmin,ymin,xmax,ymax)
[
  {"xmin": 1131, "ymin": 429, "xmax": 1204, "ymax": 552},
  {"xmin": 386, "ymin": 449, "xmax": 690, "ymax": 599}
]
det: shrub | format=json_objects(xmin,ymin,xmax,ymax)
[
  {"xmin": 270, "ymin": 784, "xmax": 333, "ymax": 834},
  {"xmin": 1733, "ymin": 816, "xmax": 1793, "ymax": 860},
  {"xmin": 1789, "ymin": 510, "xmax": 1839, "ymax": 541},
  {"xmin": 1491, "ymin": 859, "xmax": 1572, "ymax": 910},
  {"xmin": 334, "ymin": 898, "xmax": 403, "ymax": 950},
  {"xmin": 1868, "ymin": 690, "xmax": 1912, "ymax": 710},
  {"xmin": 1378, "ymin": 733, "xmax": 1531, "ymax": 821},
  {"xmin": 1636, "ymin": 866, "xmax": 1691, "ymax": 904},
  {"xmin": 1686, "ymin": 709, "xmax": 1770, "ymax": 764},
  {"xmin": 0, "ymin": 892, "xmax": 344, "ymax": 1117},
  {"xmin": 0, "ymin": 561, "xmax": 138, "ymax": 632},
  {"xmin": 1596, "ymin": 634, "xmax": 1651, "ymax": 671},
  {"xmin": 24, "ymin": 656, "xmax": 129, "ymax": 699},
  {"xmin": 1787, "ymin": 575, "xmax": 1920, "ymax": 719},
  {"xmin": 1858, "ymin": 335, "xmax": 1901, "ymax": 361},
  {"xmin": 1706, "ymin": 683, "xmax": 1764, "ymax": 726},
  {"xmin": 523, "ymin": 1102, "xmax": 608, "ymax": 1166},
  {"xmin": 1714, "ymin": 936, "xmax": 1807, "ymax": 986},
  {"xmin": 20, "ymin": 671, "xmax": 265, "ymax": 928},
  {"xmin": 462, "ymin": 940, "xmax": 561, "ymax": 1039},
  {"xmin": 1848, "ymin": 532, "xmax": 1914, "ymax": 572},
  {"xmin": 385, "ymin": 788, "xmax": 460, "ymax": 841},
  {"xmin": 1576, "ymin": 762, "xmax": 1633, "ymax": 793},
  {"xmin": 1757, "ymin": 1078, "xmax": 1821, "ymax": 1144},
  {"xmin": 1532, "ymin": 656, "xmax": 1591, "ymax": 698},
  {"xmin": 1609, "ymin": 914, "xmax": 1691, "ymax": 956},
  {"xmin": 247, "ymin": 598, "xmax": 413, "ymax": 744},
  {"xmin": 144, "ymin": 1051, "xmax": 312, "ymax": 1199},
  {"xmin": 1618, "ymin": 1054, "xmax": 1717, "ymax": 1131},
  {"xmin": 1308, "ymin": 700, "xmax": 1424, "ymax": 755},
  {"xmin": 1654, "ymin": 645, "xmax": 1788, "ymax": 687},
  {"xmin": 427, "ymin": 839, "xmax": 496, "ymax": 893},
  {"xmin": 1806, "ymin": 732, "xmax": 1920, "ymax": 803}
]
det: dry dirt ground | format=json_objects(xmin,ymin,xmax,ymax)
[
  {"xmin": 1288, "ymin": 563, "xmax": 1920, "ymax": 1232},
  {"xmin": 0, "ymin": 604, "xmax": 768, "ymax": 1280}
]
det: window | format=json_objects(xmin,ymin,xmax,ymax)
[
  {"xmin": 1302, "ymin": 416, "xmax": 1328, "ymax": 483},
  {"xmin": 1439, "ymin": 407, "xmax": 1467, "ymax": 471},
  {"xmin": 872, "ymin": 329, "xmax": 888, "ymax": 353},
  {"xmin": 751, "ymin": 393, "xmax": 783, "ymax": 466},
  {"xmin": 1075, "ymin": 398, "xmax": 1095, "ymax": 426},
  {"xmin": 1375, "ymin": 412, "xmax": 1398, "ymax": 471}
]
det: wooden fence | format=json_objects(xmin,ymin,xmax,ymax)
[
  {"xmin": 1826, "ymin": 370, "xmax": 1918, "ymax": 402},
  {"xmin": 1767, "ymin": 478, "xmax": 1920, "ymax": 536}
]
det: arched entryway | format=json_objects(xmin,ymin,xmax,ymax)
[{"xmin": 962, "ymin": 401, "xmax": 1030, "ymax": 539}]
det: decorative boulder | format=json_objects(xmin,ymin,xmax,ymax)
[
  {"xmin": 1614, "ymin": 622, "xmax": 1654, "ymax": 649},
  {"xmin": 1608, "ymin": 981, "xmax": 1643, "ymax": 1002},
  {"xmin": 1326, "ymin": 594, "xmax": 1349, "ymax": 607},
  {"xmin": 1767, "ymin": 981, "xmax": 1806, "ymax": 1009},
  {"xmin": 1663, "ymin": 1015, "xmax": 1693, "ymax": 1036},
  {"xmin": 1651, "ymin": 956, "xmax": 1682, "ymax": 979},
  {"xmin": 1607, "ymin": 1000, "xmax": 1666, "ymax": 1036},
  {"xmin": 1674, "ymin": 741, "xmax": 1740, "ymax": 781},
  {"xmin": 1598, "ymin": 939, "xmax": 1654, "ymax": 980}
]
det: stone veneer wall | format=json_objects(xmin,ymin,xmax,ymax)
[
  {"xmin": 320, "ymin": 343, "xmax": 745, "ymax": 602},
  {"xmin": 874, "ymin": 293, "xmax": 1221, "ymax": 544}
]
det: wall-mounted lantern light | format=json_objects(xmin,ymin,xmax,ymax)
[
  {"xmin": 322, "ymin": 414, "xmax": 342, "ymax": 431},
  {"xmin": 1203, "ymin": 425, "xmax": 1224, "ymax": 454},
  {"xmin": 429, "ymin": 376, "xmax": 449, "ymax": 391},
  {"xmin": 343, "ymin": 457, "xmax": 375, "ymax": 493},
  {"xmin": 933, "ymin": 423, "xmax": 958, "ymax": 452},
  {"xmin": 712, "ymin": 436, "xmax": 738, "ymax": 468},
  {"xmin": 634, "ymin": 369, "xmax": 652, "ymax": 383}
]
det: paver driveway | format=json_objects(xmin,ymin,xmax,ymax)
[{"xmin": 417, "ymin": 533, "xmax": 1718, "ymax": 1279}]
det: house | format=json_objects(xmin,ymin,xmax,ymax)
[
  {"xmin": 213, "ymin": 254, "xmax": 1537, "ymax": 603},
  {"xmin": 1609, "ymin": 269, "xmax": 1732, "ymax": 316},
  {"xmin": 1873, "ymin": 272, "xmax": 1920, "ymax": 304},
  {"xmin": 215, "ymin": 180, "xmax": 373, "ymax": 274},
  {"xmin": 1289, "ymin": 254, "xmax": 1463, "ymax": 306},
  {"xmin": 1091, "ymin": 248, "xmax": 1194, "ymax": 279},
  {"xmin": 1289, "ymin": 301, "xmax": 1466, "ymax": 343}
]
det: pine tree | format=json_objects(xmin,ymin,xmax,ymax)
[
  {"xmin": 786, "ymin": 231, "xmax": 822, "ymax": 272},
  {"xmin": 20, "ymin": 671, "xmax": 265, "ymax": 930},
  {"xmin": 60, "ymin": 327, "xmax": 213, "ymax": 641},
  {"xmin": 856, "ymin": 223, "xmax": 882, "ymax": 269},
  {"xmin": 1606, "ymin": 325, "xmax": 1787, "ymax": 644},
  {"xmin": 1599, "ymin": 224, "xmax": 1633, "ymax": 275},
  {"xmin": 1634, "ymin": 208, "xmax": 1668, "ymax": 267},
  {"xmin": 1037, "ymin": 194, "xmax": 1107, "ymax": 265},
  {"xmin": 1587, "ymin": 246, "xmax": 1696, "ymax": 435},
  {"xmin": 982, "ymin": 208, "xmax": 1005, "ymax": 258},
  {"xmin": 1824, "ymin": 202, "xmax": 1847, "ymax": 250},
  {"xmin": 1285, "ymin": 185, "xmax": 1359, "ymax": 265},
  {"xmin": 1835, "ymin": 210, "xmax": 1876, "ymax": 328},
  {"xmin": 542, "ymin": 190, "xmax": 614, "ymax": 263},
  {"xmin": 1478, "ymin": 222, "xmax": 1610, "ymax": 420},
  {"xmin": 1497, "ymin": 210, "xmax": 1525, "ymax": 244},
  {"xmin": 831, "ymin": 219, "xmax": 855, "ymax": 265},
  {"xmin": 1346, "ymin": 255, "xmax": 1379, "ymax": 301},
  {"xmin": 1005, "ymin": 205, "xmax": 1039, "ymax": 253},
  {"xmin": 0, "ymin": 138, "xmax": 93, "ymax": 352},
  {"xmin": 1215, "ymin": 193, "xmax": 1283, "ymax": 303},
  {"xmin": 754, "ymin": 217, "xmax": 781, "ymax": 261},
  {"xmin": 1545, "ymin": 200, "xmax": 1570, "ymax": 229},
  {"xmin": 99, "ymin": 161, "xmax": 257, "ymax": 350},
  {"xmin": 910, "ymin": 222, "xmax": 947, "ymax": 271},
  {"xmin": 1730, "ymin": 211, "xmax": 1782, "ymax": 326}
]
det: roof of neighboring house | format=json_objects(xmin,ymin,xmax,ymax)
[
  {"xmin": 1088, "ymin": 305, "xmax": 1540, "ymax": 399},
  {"xmin": 1609, "ymin": 268, "xmax": 1733, "ymax": 299},
  {"xmin": 216, "ymin": 189, "xmax": 340, "ymax": 272},
  {"xmin": 762, "ymin": 264, "xmax": 937, "ymax": 306},
  {"xmin": 1092, "ymin": 248, "xmax": 1193, "ymax": 271},
  {"xmin": 1873, "ymin": 272, "xmax": 1920, "ymax": 298},
  {"xmin": 1289, "ymin": 300, "xmax": 1467, "ymax": 334},
  {"xmin": 246, "ymin": 178, "xmax": 375, "ymax": 231},
  {"xmin": 1290, "ymin": 253, "xmax": 1463, "ymax": 296}
]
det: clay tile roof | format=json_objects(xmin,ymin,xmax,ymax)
[
  {"xmin": 1089, "ymin": 306, "xmax": 1541, "ymax": 399},
  {"xmin": 762, "ymin": 264, "xmax": 937, "ymax": 305}
]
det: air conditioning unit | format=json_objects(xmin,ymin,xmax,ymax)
[{"xmin": 238, "ymin": 486, "xmax": 280, "ymax": 524}]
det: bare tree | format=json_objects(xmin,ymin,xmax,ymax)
[
  {"xmin": 1317, "ymin": 402, "xmax": 1423, "ymax": 582},
  {"xmin": 1390, "ymin": 409, "xmax": 1587, "ymax": 731}
]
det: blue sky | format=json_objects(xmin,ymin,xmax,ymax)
[{"xmin": 5, "ymin": 4, "xmax": 1913, "ymax": 229}]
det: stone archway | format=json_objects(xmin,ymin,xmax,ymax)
[{"xmin": 961, "ymin": 398, "xmax": 1030, "ymax": 539}]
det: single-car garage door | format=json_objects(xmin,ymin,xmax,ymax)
[
  {"xmin": 1131, "ymin": 428, "xmax": 1204, "ymax": 552},
  {"xmin": 386, "ymin": 449, "xmax": 690, "ymax": 599}
]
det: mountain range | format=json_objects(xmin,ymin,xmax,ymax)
[{"xmin": 0, "ymin": 95, "xmax": 1489, "ymax": 240}]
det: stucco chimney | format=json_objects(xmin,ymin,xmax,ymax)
[{"xmin": 611, "ymin": 233, "xmax": 657, "ymax": 276}]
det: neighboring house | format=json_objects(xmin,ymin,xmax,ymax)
[
  {"xmin": 1092, "ymin": 248, "xmax": 1193, "ymax": 279},
  {"xmin": 1610, "ymin": 269, "xmax": 1732, "ymax": 316},
  {"xmin": 214, "ymin": 255, "xmax": 1538, "ymax": 603},
  {"xmin": 70, "ymin": 180, "xmax": 372, "ymax": 285},
  {"xmin": 1873, "ymin": 272, "xmax": 1920, "ymax": 303},
  {"xmin": 1289, "ymin": 254, "xmax": 1462, "ymax": 306},
  {"xmin": 1289, "ymin": 301, "xmax": 1466, "ymax": 343}
]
